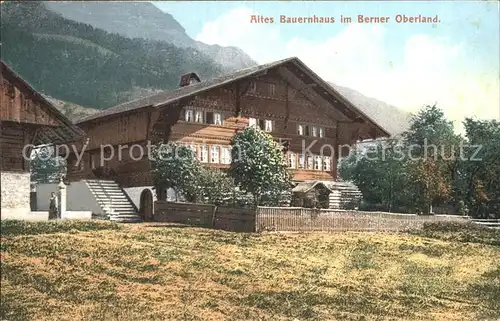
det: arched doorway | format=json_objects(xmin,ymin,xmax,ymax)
[{"xmin": 139, "ymin": 189, "xmax": 154, "ymax": 221}]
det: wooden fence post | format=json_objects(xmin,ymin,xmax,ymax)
[{"xmin": 211, "ymin": 205, "xmax": 218, "ymax": 228}]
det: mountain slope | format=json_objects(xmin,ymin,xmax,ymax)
[
  {"xmin": 42, "ymin": 1, "xmax": 409, "ymax": 134},
  {"xmin": 44, "ymin": 96, "xmax": 100, "ymax": 122},
  {"xmin": 44, "ymin": 1, "xmax": 257, "ymax": 71},
  {"xmin": 1, "ymin": 2, "xmax": 410, "ymax": 133},
  {"xmin": 329, "ymin": 82, "xmax": 412, "ymax": 136},
  {"xmin": 0, "ymin": 1, "xmax": 223, "ymax": 109}
]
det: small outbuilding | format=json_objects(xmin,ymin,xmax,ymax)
[
  {"xmin": 292, "ymin": 180, "xmax": 362, "ymax": 209},
  {"xmin": 1, "ymin": 61, "xmax": 85, "ymax": 219}
]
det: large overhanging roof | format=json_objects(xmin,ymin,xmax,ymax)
[
  {"xmin": 76, "ymin": 57, "xmax": 391, "ymax": 137},
  {"xmin": 1, "ymin": 61, "xmax": 85, "ymax": 145}
]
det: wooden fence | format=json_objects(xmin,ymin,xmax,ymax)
[
  {"xmin": 255, "ymin": 207, "xmax": 468, "ymax": 232},
  {"xmin": 470, "ymin": 219, "xmax": 500, "ymax": 229},
  {"xmin": 154, "ymin": 202, "xmax": 469, "ymax": 233},
  {"xmin": 154, "ymin": 201, "xmax": 255, "ymax": 232}
]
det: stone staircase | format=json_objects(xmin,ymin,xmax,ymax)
[{"xmin": 84, "ymin": 179, "xmax": 142, "ymax": 223}]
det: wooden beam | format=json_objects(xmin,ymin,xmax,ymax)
[
  {"xmin": 287, "ymin": 86, "xmax": 297, "ymax": 101},
  {"xmin": 163, "ymin": 104, "xmax": 183, "ymax": 142},
  {"xmin": 238, "ymin": 80, "xmax": 252, "ymax": 96},
  {"xmin": 249, "ymin": 70, "xmax": 268, "ymax": 78},
  {"xmin": 351, "ymin": 128, "xmax": 361, "ymax": 144},
  {"xmin": 232, "ymin": 80, "xmax": 253, "ymax": 117},
  {"xmin": 277, "ymin": 67, "xmax": 341, "ymax": 123},
  {"xmin": 43, "ymin": 126, "xmax": 67, "ymax": 146},
  {"xmin": 30, "ymin": 127, "xmax": 41, "ymax": 146},
  {"xmin": 284, "ymin": 65, "xmax": 358, "ymax": 121},
  {"xmin": 284, "ymin": 83, "xmax": 290, "ymax": 129},
  {"xmin": 235, "ymin": 83, "xmax": 241, "ymax": 117},
  {"xmin": 153, "ymin": 97, "xmax": 195, "ymax": 143},
  {"xmin": 295, "ymin": 83, "xmax": 317, "ymax": 90},
  {"xmin": 145, "ymin": 106, "xmax": 153, "ymax": 141}
]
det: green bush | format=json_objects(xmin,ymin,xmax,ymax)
[{"xmin": 0, "ymin": 220, "xmax": 120, "ymax": 236}]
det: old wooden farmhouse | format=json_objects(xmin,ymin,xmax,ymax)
[
  {"xmin": 59, "ymin": 57, "xmax": 389, "ymax": 221},
  {"xmin": 0, "ymin": 61, "xmax": 84, "ymax": 219}
]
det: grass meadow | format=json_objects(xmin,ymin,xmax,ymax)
[{"xmin": 1, "ymin": 220, "xmax": 499, "ymax": 320}]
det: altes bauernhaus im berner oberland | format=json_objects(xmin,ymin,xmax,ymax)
[{"xmin": 250, "ymin": 14, "xmax": 440, "ymax": 24}]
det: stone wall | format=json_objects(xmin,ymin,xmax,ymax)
[{"xmin": 1, "ymin": 171, "xmax": 31, "ymax": 218}]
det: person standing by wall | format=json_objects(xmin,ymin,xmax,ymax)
[{"xmin": 48, "ymin": 192, "xmax": 59, "ymax": 220}]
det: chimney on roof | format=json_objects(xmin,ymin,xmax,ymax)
[{"xmin": 179, "ymin": 72, "xmax": 201, "ymax": 87}]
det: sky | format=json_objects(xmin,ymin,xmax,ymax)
[{"xmin": 153, "ymin": 1, "xmax": 500, "ymax": 133}]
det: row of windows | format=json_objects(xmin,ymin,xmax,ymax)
[
  {"xmin": 297, "ymin": 124, "xmax": 325, "ymax": 137},
  {"xmin": 184, "ymin": 109, "xmax": 276, "ymax": 133},
  {"xmin": 184, "ymin": 144, "xmax": 232, "ymax": 164},
  {"xmin": 183, "ymin": 143, "xmax": 331, "ymax": 171},
  {"xmin": 77, "ymin": 149, "xmax": 331, "ymax": 174},
  {"xmin": 184, "ymin": 109, "xmax": 325, "ymax": 137},
  {"xmin": 248, "ymin": 117, "xmax": 274, "ymax": 132},
  {"xmin": 185, "ymin": 109, "xmax": 223, "ymax": 125},
  {"xmin": 288, "ymin": 152, "xmax": 331, "ymax": 171}
]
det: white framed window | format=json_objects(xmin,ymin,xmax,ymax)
[
  {"xmin": 297, "ymin": 124, "xmax": 304, "ymax": 136},
  {"xmin": 221, "ymin": 147, "xmax": 231, "ymax": 164},
  {"xmin": 319, "ymin": 127, "xmax": 325, "ymax": 138},
  {"xmin": 289, "ymin": 152, "xmax": 296, "ymax": 169},
  {"xmin": 210, "ymin": 146, "xmax": 220, "ymax": 163},
  {"xmin": 323, "ymin": 156, "xmax": 331, "ymax": 171},
  {"xmin": 189, "ymin": 144, "xmax": 197, "ymax": 158},
  {"xmin": 311, "ymin": 126, "xmax": 318, "ymax": 137},
  {"xmin": 298, "ymin": 153, "xmax": 305, "ymax": 169},
  {"xmin": 195, "ymin": 110, "xmax": 204, "ymax": 123},
  {"xmin": 269, "ymin": 84, "xmax": 276, "ymax": 96},
  {"xmin": 214, "ymin": 113, "xmax": 222, "ymax": 125},
  {"xmin": 248, "ymin": 117, "xmax": 257, "ymax": 127},
  {"xmin": 307, "ymin": 155, "xmax": 314, "ymax": 170},
  {"xmin": 264, "ymin": 119, "xmax": 273, "ymax": 132},
  {"xmin": 315, "ymin": 155, "xmax": 322, "ymax": 170},
  {"xmin": 200, "ymin": 145, "xmax": 208, "ymax": 163},
  {"xmin": 185, "ymin": 109, "xmax": 194, "ymax": 122}
]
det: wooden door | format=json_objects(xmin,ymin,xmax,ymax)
[{"xmin": 140, "ymin": 189, "xmax": 154, "ymax": 221}]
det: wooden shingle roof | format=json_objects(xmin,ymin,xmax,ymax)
[
  {"xmin": 75, "ymin": 57, "xmax": 391, "ymax": 138},
  {"xmin": 77, "ymin": 57, "xmax": 296, "ymax": 123}
]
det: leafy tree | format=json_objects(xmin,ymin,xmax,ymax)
[
  {"xmin": 229, "ymin": 127, "xmax": 292, "ymax": 207},
  {"xmin": 151, "ymin": 143, "xmax": 202, "ymax": 203},
  {"xmin": 197, "ymin": 167, "xmax": 237, "ymax": 206},
  {"xmin": 403, "ymin": 105, "xmax": 460, "ymax": 214},
  {"xmin": 459, "ymin": 119, "xmax": 500, "ymax": 218},
  {"xmin": 340, "ymin": 139, "xmax": 412, "ymax": 212},
  {"xmin": 404, "ymin": 104, "xmax": 456, "ymax": 152},
  {"xmin": 340, "ymin": 104, "xmax": 465, "ymax": 214},
  {"xmin": 407, "ymin": 157, "xmax": 452, "ymax": 214},
  {"xmin": 151, "ymin": 143, "xmax": 249, "ymax": 206},
  {"xmin": 30, "ymin": 146, "xmax": 66, "ymax": 184}
]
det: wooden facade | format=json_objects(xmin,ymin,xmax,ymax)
[
  {"xmin": 67, "ymin": 57, "xmax": 390, "ymax": 188},
  {"xmin": 1, "ymin": 61, "xmax": 84, "ymax": 218}
]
